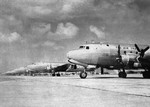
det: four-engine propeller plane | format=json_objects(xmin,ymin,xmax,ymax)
[{"xmin": 67, "ymin": 42, "xmax": 150, "ymax": 79}]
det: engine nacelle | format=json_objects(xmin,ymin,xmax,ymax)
[
  {"xmin": 133, "ymin": 62, "xmax": 141, "ymax": 68},
  {"xmin": 121, "ymin": 54, "xmax": 137, "ymax": 66},
  {"xmin": 121, "ymin": 55, "xmax": 130, "ymax": 65},
  {"xmin": 122, "ymin": 54, "xmax": 141, "ymax": 68}
]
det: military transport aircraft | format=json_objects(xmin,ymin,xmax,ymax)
[
  {"xmin": 3, "ymin": 62, "xmax": 77, "ymax": 76},
  {"xmin": 67, "ymin": 42, "xmax": 150, "ymax": 79}
]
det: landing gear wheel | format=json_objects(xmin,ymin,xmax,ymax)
[
  {"xmin": 79, "ymin": 72, "xmax": 87, "ymax": 79},
  {"xmin": 52, "ymin": 73, "xmax": 55, "ymax": 76},
  {"xmin": 142, "ymin": 72, "xmax": 150, "ymax": 78},
  {"xmin": 118, "ymin": 72, "xmax": 127, "ymax": 78},
  {"xmin": 56, "ymin": 73, "xmax": 60, "ymax": 76}
]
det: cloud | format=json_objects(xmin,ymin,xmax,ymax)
[
  {"xmin": 56, "ymin": 22, "xmax": 79, "ymax": 38},
  {"xmin": 42, "ymin": 41, "xmax": 64, "ymax": 50},
  {"xmin": 47, "ymin": 22, "xmax": 79, "ymax": 41},
  {"xmin": 42, "ymin": 41, "xmax": 55, "ymax": 47},
  {"xmin": 26, "ymin": 6, "xmax": 52, "ymax": 16},
  {"xmin": 0, "ymin": 32, "xmax": 22, "ymax": 43},
  {"xmin": 32, "ymin": 40, "xmax": 64, "ymax": 51},
  {"xmin": 90, "ymin": 25, "xmax": 105, "ymax": 39},
  {"xmin": 61, "ymin": 0, "xmax": 88, "ymax": 13},
  {"xmin": 28, "ymin": 22, "xmax": 79, "ymax": 41},
  {"xmin": 31, "ymin": 23, "xmax": 51, "ymax": 36}
]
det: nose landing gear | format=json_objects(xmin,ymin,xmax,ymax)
[{"xmin": 79, "ymin": 72, "xmax": 87, "ymax": 79}]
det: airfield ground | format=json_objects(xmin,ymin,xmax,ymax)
[{"xmin": 0, "ymin": 74, "xmax": 150, "ymax": 107}]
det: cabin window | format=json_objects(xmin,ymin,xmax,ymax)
[
  {"xmin": 86, "ymin": 46, "xmax": 89, "ymax": 49},
  {"xmin": 124, "ymin": 51, "xmax": 126, "ymax": 54},
  {"xmin": 79, "ymin": 46, "xmax": 85, "ymax": 49}
]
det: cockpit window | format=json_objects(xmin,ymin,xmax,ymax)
[
  {"xmin": 79, "ymin": 46, "xmax": 89, "ymax": 49},
  {"xmin": 86, "ymin": 46, "xmax": 89, "ymax": 49},
  {"xmin": 79, "ymin": 46, "xmax": 85, "ymax": 49}
]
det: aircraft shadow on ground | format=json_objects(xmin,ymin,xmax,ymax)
[{"xmin": 88, "ymin": 76, "xmax": 145, "ymax": 79}]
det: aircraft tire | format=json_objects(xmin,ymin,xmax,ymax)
[
  {"xmin": 118, "ymin": 72, "xmax": 127, "ymax": 78},
  {"xmin": 52, "ymin": 73, "xmax": 55, "ymax": 76},
  {"xmin": 79, "ymin": 72, "xmax": 87, "ymax": 79},
  {"xmin": 57, "ymin": 73, "xmax": 60, "ymax": 76},
  {"xmin": 142, "ymin": 72, "xmax": 150, "ymax": 78}
]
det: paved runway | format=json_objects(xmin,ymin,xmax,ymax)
[{"xmin": 0, "ymin": 74, "xmax": 150, "ymax": 107}]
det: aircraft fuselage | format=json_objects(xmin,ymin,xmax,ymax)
[{"xmin": 67, "ymin": 43, "xmax": 150, "ymax": 70}]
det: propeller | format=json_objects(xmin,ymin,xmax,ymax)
[
  {"xmin": 135, "ymin": 44, "xmax": 149, "ymax": 58},
  {"xmin": 118, "ymin": 45, "xmax": 121, "ymax": 57},
  {"xmin": 117, "ymin": 45, "xmax": 124, "ymax": 68},
  {"xmin": 117, "ymin": 45, "xmax": 122, "ymax": 62}
]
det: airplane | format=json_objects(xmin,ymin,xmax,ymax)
[
  {"xmin": 3, "ymin": 62, "xmax": 77, "ymax": 76},
  {"xmin": 67, "ymin": 42, "xmax": 150, "ymax": 79},
  {"xmin": 2, "ymin": 67, "xmax": 26, "ymax": 76},
  {"xmin": 25, "ymin": 62, "xmax": 95, "ymax": 76}
]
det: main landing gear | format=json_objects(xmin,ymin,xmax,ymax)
[
  {"xmin": 51, "ymin": 70, "xmax": 61, "ymax": 77},
  {"xmin": 142, "ymin": 69, "xmax": 150, "ymax": 78},
  {"xmin": 79, "ymin": 68, "xmax": 87, "ymax": 79},
  {"xmin": 52, "ymin": 73, "xmax": 55, "ymax": 76},
  {"xmin": 52, "ymin": 73, "xmax": 61, "ymax": 76},
  {"xmin": 118, "ymin": 68, "xmax": 127, "ymax": 78}
]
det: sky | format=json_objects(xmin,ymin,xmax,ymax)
[{"xmin": 0, "ymin": 0, "xmax": 150, "ymax": 72}]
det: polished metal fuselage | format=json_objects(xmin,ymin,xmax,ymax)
[{"xmin": 67, "ymin": 43, "xmax": 150, "ymax": 69}]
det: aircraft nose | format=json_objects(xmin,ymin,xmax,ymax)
[
  {"xmin": 67, "ymin": 50, "xmax": 91, "ymax": 64},
  {"xmin": 67, "ymin": 51, "xmax": 72, "ymax": 59},
  {"xmin": 67, "ymin": 50, "xmax": 77, "ymax": 59},
  {"xmin": 67, "ymin": 52, "xmax": 70, "ymax": 58}
]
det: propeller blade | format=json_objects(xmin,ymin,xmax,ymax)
[
  {"xmin": 143, "ymin": 46, "xmax": 149, "ymax": 52},
  {"xmin": 135, "ymin": 44, "xmax": 149, "ymax": 58},
  {"xmin": 118, "ymin": 45, "xmax": 121, "ymax": 56},
  {"xmin": 101, "ymin": 67, "xmax": 104, "ymax": 74},
  {"xmin": 135, "ymin": 44, "xmax": 141, "ymax": 52}
]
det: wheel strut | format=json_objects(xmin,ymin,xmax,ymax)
[{"xmin": 118, "ymin": 68, "xmax": 127, "ymax": 78}]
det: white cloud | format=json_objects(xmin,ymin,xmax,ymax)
[
  {"xmin": 32, "ymin": 41, "xmax": 64, "ymax": 50},
  {"xmin": 0, "ymin": 32, "xmax": 22, "ymax": 43},
  {"xmin": 56, "ymin": 22, "xmax": 79, "ymax": 38},
  {"xmin": 90, "ymin": 25, "xmax": 105, "ymax": 39},
  {"xmin": 47, "ymin": 22, "xmax": 79, "ymax": 41},
  {"xmin": 62, "ymin": 0, "xmax": 88, "ymax": 13},
  {"xmin": 30, "ymin": 22, "xmax": 79, "ymax": 41},
  {"xmin": 31, "ymin": 23, "xmax": 51, "ymax": 36},
  {"xmin": 53, "ymin": 45, "xmax": 64, "ymax": 50},
  {"xmin": 62, "ymin": 3, "xmax": 73, "ymax": 13},
  {"xmin": 42, "ymin": 41, "xmax": 64, "ymax": 50},
  {"xmin": 26, "ymin": 6, "xmax": 52, "ymax": 17},
  {"xmin": 42, "ymin": 41, "xmax": 55, "ymax": 47}
]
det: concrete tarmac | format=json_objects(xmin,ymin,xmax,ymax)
[{"xmin": 0, "ymin": 74, "xmax": 150, "ymax": 107}]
